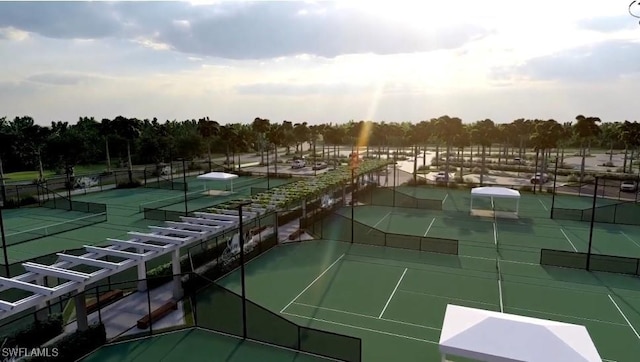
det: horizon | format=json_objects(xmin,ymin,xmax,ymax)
[{"xmin": 1, "ymin": 1, "xmax": 639, "ymax": 126}]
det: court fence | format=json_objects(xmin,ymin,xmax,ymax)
[
  {"xmin": 1, "ymin": 221, "xmax": 360, "ymax": 362},
  {"xmin": 540, "ymin": 249, "xmax": 640, "ymax": 275},
  {"xmin": 354, "ymin": 184, "xmax": 442, "ymax": 210},
  {"xmin": 301, "ymin": 209, "xmax": 459, "ymax": 255},
  {"xmin": 551, "ymin": 201, "xmax": 640, "ymax": 226}
]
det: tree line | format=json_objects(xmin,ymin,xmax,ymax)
[{"xmin": 0, "ymin": 115, "xmax": 639, "ymax": 182}]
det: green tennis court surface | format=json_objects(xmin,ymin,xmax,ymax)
[
  {"xmin": 81, "ymin": 328, "xmax": 331, "ymax": 362},
  {"xmin": 217, "ymin": 240, "xmax": 640, "ymax": 362}
]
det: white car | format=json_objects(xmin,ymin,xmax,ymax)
[
  {"xmin": 620, "ymin": 180, "xmax": 638, "ymax": 192},
  {"xmin": 312, "ymin": 162, "xmax": 327, "ymax": 170},
  {"xmin": 530, "ymin": 173, "xmax": 549, "ymax": 184},
  {"xmin": 435, "ymin": 171, "xmax": 449, "ymax": 183},
  {"xmin": 291, "ymin": 159, "xmax": 306, "ymax": 169}
]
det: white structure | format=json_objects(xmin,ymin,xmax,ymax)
[
  {"xmin": 0, "ymin": 206, "xmax": 260, "ymax": 331},
  {"xmin": 197, "ymin": 172, "xmax": 239, "ymax": 192},
  {"xmin": 470, "ymin": 187, "xmax": 520, "ymax": 219},
  {"xmin": 439, "ymin": 304, "xmax": 602, "ymax": 362}
]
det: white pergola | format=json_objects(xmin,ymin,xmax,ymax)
[
  {"xmin": 0, "ymin": 205, "xmax": 261, "ymax": 330},
  {"xmin": 197, "ymin": 172, "xmax": 239, "ymax": 192},
  {"xmin": 470, "ymin": 186, "xmax": 520, "ymax": 219},
  {"xmin": 439, "ymin": 304, "xmax": 602, "ymax": 362}
]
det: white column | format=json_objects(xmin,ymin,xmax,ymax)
[
  {"xmin": 172, "ymin": 249, "xmax": 183, "ymax": 300},
  {"xmin": 137, "ymin": 249, "xmax": 147, "ymax": 292},
  {"xmin": 74, "ymin": 291, "xmax": 89, "ymax": 331}
]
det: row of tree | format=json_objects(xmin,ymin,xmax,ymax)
[{"xmin": 1, "ymin": 115, "xmax": 639, "ymax": 184}]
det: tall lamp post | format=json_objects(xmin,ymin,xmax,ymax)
[
  {"xmin": 0, "ymin": 199, "xmax": 9, "ymax": 277},
  {"xmin": 350, "ymin": 152, "xmax": 359, "ymax": 243},
  {"xmin": 550, "ymin": 157, "xmax": 559, "ymax": 218},
  {"xmin": 586, "ymin": 177, "xmax": 599, "ymax": 271},
  {"xmin": 179, "ymin": 158, "xmax": 188, "ymax": 216},
  {"xmin": 235, "ymin": 200, "xmax": 252, "ymax": 338},
  {"xmin": 266, "ymin": 145, "xmax": 270, "ymax": 190}
]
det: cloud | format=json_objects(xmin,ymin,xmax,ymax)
[
  {"xmin": 0, "ymin": 26, "xmax": 29, "ymax": 41},
  {"xmin": 492, "ymin": 40, "xmax": 640, "ymax": 82},
  {"xmin": 25, "ymin": 72, "xmax": 102, "ymax": 86},
  {"xmin": 0, "ymin": 2, "xmax": 487, "ymax": 59},
  {"xmin": 578, "ymin": 15, "xmax": 637, "ymax": 32},
  {"xmin": 235, "ymin": 82, "xmax": 373, "ymax": 96}
]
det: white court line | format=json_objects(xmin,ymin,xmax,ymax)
[
  {"xmin": 560, "ymin": 228, "xmax": 578, "ymax": 252},
  {"xmin": 398, "ymin": 289, "xmax": 497, "ymax": 307},
  {"xmin": 538, "ymin": 199, "xmax": 548, "ymax": 211},
  {"xmin": 369, "ymin": 212, "xmax": 391, "ymax": 234},
  {"xmin": 498, "ymin": 277, "xmax": 504, "ymax": 313},
  {"xmin": 608, "ymin": 294, "xmax": 640, "ymax": 341},
  {"xmin": 493, "ymin": 222, "xmax": 498, "ymax": 246},
  {"xmin": 620, "ymin": 231, "xmax": 640, "ymax": 249},
  {"xmin": 461, "ymin": 255, "xmax": 538, "ymax": 266},
  {"xmin": 282, "ymin": 311, "xmax": 438, "ymax": 345},
  {"xmin": 292, "ymin": 302, "xmax": 441, "ymax": 331},
  {"xmin": 441, "ymin": 194, "xmax": 448, "ymax": 205},
  {"xmin": 507, "ymin": 306, "xmax": 627, "ymax": 327},
  {"xmin": 379, "ymin": 268, "xmax": 408, "ymax": 318},
  {"xmin": 423, "ymin": 218, "xmax": 436, "ymax": 237},
  {"xmin": 280, "ymin": 254, "xmax": 344, "ymax": 314}
]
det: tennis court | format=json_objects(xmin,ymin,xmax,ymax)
[
  {"xmin": 186, "ymin": 175, "xmax": 298, "ymax": 194},
  {"xmin": 217, "ymin": 239, "xmax": 640, "ymax": 362},
  {"xmin": 80, "ymin": 328, "xmax": 331, "ymax": 362}
]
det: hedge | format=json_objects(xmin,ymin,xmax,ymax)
[
  {"xmin": 32, "ymin": 323, "xmax": 106, "ymax": 362},
  {"xmin": 0, "ymin": 314, "xmax": 63, "ymax": 349}
]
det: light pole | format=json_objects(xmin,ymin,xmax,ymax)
[
  {"xmin": 586, "ymin": 177, "xmax": 598, "ymax": 271},
  {"xmin": 266, "ymin": 145, "xmax": 270, "ymax": 190},
  {"xmin": 550, "ymin": 157, "xmax": 559, "ymax": 218},
  {"xmin": 0, "ymin": 199, "xmax": 9, "ymax": 277},
  {"xmin": 350, "ymin": 152, "xmax": 359, "ymax": 244},
  {"xmin": 235, "ymin": 200, "xmax": 252, "ymax": 338},
  {"xmin": 180, "ymin": 159, "xmax": 188, "ymax": 216}
]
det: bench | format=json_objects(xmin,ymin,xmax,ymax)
[
  {"xmin": 137, "ymin": 300, "xmax": 178, "ymax": 329},
  {"xmin": 86, "ymin": 289, "xmax": 123, "ymax": 314},
  {"xmin": 289, "ymin": 229, "xmax": 305, "ymax": 240}
]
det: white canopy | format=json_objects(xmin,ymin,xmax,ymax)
[
  {"xmin": 197, "ymin": 172, "xmax": 239, "ymax": 191},
  {"xmin": 470, "ymin": 187, "xmax": 520, "ymax": 217},
  {"xmin": 439, "ymin": 305, "xmax": 602, "ymax": 362},
  {"xmin": 471, "ymin": 187, "xmax": 520, "ymax": 199}
]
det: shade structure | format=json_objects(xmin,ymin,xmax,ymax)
[
  {"xmin": 197, "ymin": 172, "xmax": 239, "ymax": 192},
  {"xmin": 439, "ymin": 304, "xmax": 602, "ymax": 362},
  {"xmin": 470, "ymin": 186, "xmax": 520, "ymax": 218}
]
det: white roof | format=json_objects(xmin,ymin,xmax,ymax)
[
  {"xmin": 439, "ymin": 305, "xmax": 602, "ymax": 362},
  {"xmin": 471, "ymin": 186, "xmax": 520, "ymax": 199},
  {"xmin": 197, "ymin": 172, "xmax": 239, "ymax": 181}
]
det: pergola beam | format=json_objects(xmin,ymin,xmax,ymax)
[
  {"xmin": 193, "ymin": 212, "xmax": 242, "ymax": 221},
  {"xmin": 0, "ymin": 277, "xmax": 54, "ymax": 295},
  {"xmin": 56, "ymin": 254, "xmax": 122, "ymax": 270},
  {"xmin": 127, "ymin": 231, "xmax": 189, "ymax": 245},
  {"xmin": 83, "ymin": 246, "xmax": 149, "ymax": 260},
  {"xmin": 107, "ymin": 238, "xmax": 170, "ymax": 252},
  {"xmin": 22, "ymin": 263, "xmax": 91, "ymax": 282},
  {"xmin": 148, "ymin": 226, "xmax": 206, "ymax": 237}
]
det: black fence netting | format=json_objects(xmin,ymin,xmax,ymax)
[
  {"xmin": 302, "ymin": 210, "xmax": 458, "ymax": 255},
  {"xmin": 540, "ymin": 248, "xmax": 640, "ymax": 275},
  {"xmin": 354, "ymin": 186, "xmax": 442, "ymax": 210},
  {"xmin": 193, "ymin": 281, "xmax": 361, "ymax": 362},
  {"xmin": 551, "ymin": 201, "xmax": 640, "ymax": 226}
]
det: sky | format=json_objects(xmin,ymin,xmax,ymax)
[{"xmin": 0, "ymin": 0, "xmax": 639, "ymax": 126}]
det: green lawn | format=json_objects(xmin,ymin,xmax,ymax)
[{"xmin": 3, "ymin": 164, "xmax": 109, "ymax": 182}]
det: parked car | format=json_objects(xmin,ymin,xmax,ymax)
[
  {"xmin": 435, "ymin": 171, "xmax": 449, "ymax": 183},
  {"xmin": 291, "ymin": 159, "xmax": 306, "ymax": 169},
  {"xmin": 620, "ymin": 180, "xmax": 638, "ymax": 192},
  {"xmin": 530, "ymin": 173, "xmax": 549, "ymax": 184},
  {"xmin": 312, "ymin": 162, "xmax": 328, "ymax": 170}
]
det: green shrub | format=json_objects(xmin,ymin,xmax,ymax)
[
  {"xmin": 1, "ymin": 314, "xmax": 63, "ymax": 349},
  {"xmin": 567, "ymin": 174, "xmax": 578, "ymax": 182},
  {"xmin": 406, "ymin": 178, "xmax": 427, "ymax": 186},
  {"xmin": 32, "ymin": 323, "xmax": 106, "ymax": 362}
]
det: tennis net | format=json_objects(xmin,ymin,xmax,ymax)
[
  {"xmin": 138, "ymin": 185, "xmax": 207, "ymax": 212},
  {"xmin": 5, "ymin": 212, "xmax": 108, "ymax": 246},
  {"xmin": 225, "ymin": 177, "xmax": 266, "ymax": 191}
]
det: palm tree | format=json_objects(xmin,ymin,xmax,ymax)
[
  {"xmin": 100, "ymin": 118, "xmax": 113, "ymax": 173},
  {"xmin": 573, "ymin": 115, "xmax": 601, "ymax": 183},
  {"xmin": 600, "ymin": 122, "xmax": 621, "ymax": 164},
  {"xmin": 453, "ymin": 126, "xmax": 470, "ymax": 181},
  {"xmin": 293, "ymin": 122, "xmax": 310, "ymax": 153},
  {"xmin": 266, "ymin": 124, "xmax": 285, "ymax": 176},
  {"xmin": 471, "ymin": 119, "xmax": 495, "ymax": 185},
  {"xmin": 197, "ymin": 117, "xmax": 220, "ymax": 171},
  {"xmin": 112, "ymin": 116, "xmax": 142, "ymax": 183},
  {"xmin": 251, "ymin": 117, "xmax": 270, "ymax": 164}
]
